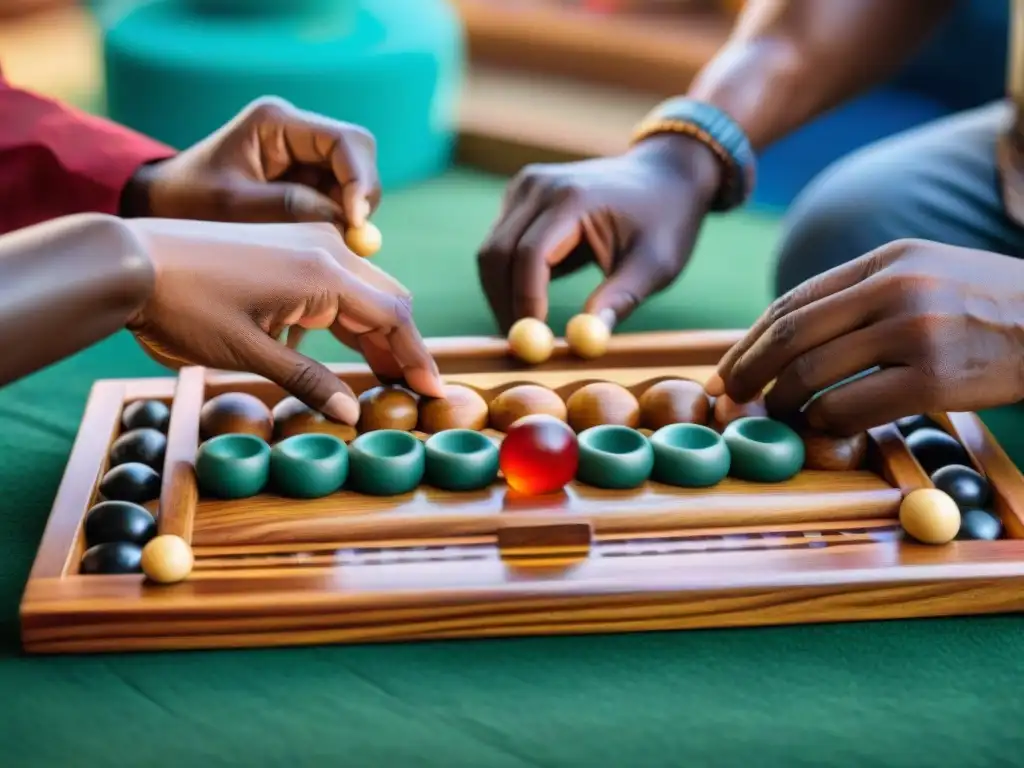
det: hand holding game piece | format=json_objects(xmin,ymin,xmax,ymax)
[
  {"xmin": 123, "ymin": 217, "xmax": 444, "ymax": 423},
  {"xmin": 476, "ymin": 135, "xmax": 720, "ymax": 333},
  {"xmin": 123, "ymin": 96, "xmax": 380, "ymax": 237},
  {"xmin": 706, "ymin": 240, "xmax": 1024, "ymax": 435}
]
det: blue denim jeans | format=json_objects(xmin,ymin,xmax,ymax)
[{"xmin": 774, "ymin": 101, "xmax": 1024, "ymax": 295}]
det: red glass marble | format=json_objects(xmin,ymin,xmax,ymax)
[{"xmin": 499, "ymin": 414, "xmax": 579, "ymax": 495}]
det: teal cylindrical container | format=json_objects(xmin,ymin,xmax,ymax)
[
  {"xmin": 195, "ymin": 433, "xmax": 271, "ymax": 499},
  {"xmin": 101, "ymin": 0, "xmax": 464, "ymax": 189}
]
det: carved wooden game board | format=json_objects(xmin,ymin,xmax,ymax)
[{"xmin": 19, "ymin": 330, "xmax": 1024, "ymax": 654}]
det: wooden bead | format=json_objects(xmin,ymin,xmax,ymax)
[
  {"xmin": 357, "ymin": 386, "xmax": 419, "ymax": 432},
  {"xmin": 344, "ymin": 221, "xmax": 382, "ymax": 258},
  {"xmin": 712, "ymin": 394, "xmax": 768, "ymax": 430},
  {"xmin": 508, "ymin": 318, "xmax": 554, "ymax": 364},
  {"xmin": 899, "ymin": 488, "xmax": 961, "ymax": 545},
  {"xmin": 638, "ymin": 379, "xmax": 710, "ymax": 430},
  {"xmin": 141, "ymin": 534, "xmax": 194, "ymax": 584},
  {"xmin": 271, "ymin": 396, "xmax": 357, "ymax": 443},
  {"xmin": 801, "ymin": 429, "xmax": 868, "ymax": 471},
  {"xmin": 489, "ymin": 384, "xmax": 567, "ymax": 432},
  {"xmin": 418, "ymin": 384, "xmax": 489, "ymax": 433},
  {"xmin": 200, "ymin": 392, "xmax": 273, "ymax": 442},
  {"xmin": 565, "ymin": 382, "xmax": 640, "ymax": 432},
  {"xmin": 565, "ymin": 313, "xmax": 610, "ymax": 359}
]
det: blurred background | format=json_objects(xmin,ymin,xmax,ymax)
[
  {"xmin": 0, "ymin": 0, "xmax": 1013, "ymax": 338},
  {"xmin": 0, "ymin": 0, "xmax": 1009, "ymax": 211}
]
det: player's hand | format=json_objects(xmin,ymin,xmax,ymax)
[
  {"xmin": 125, "ymin": 97, "xmax": 380, "ymax": 232},
  {"xmin": 476, "ymin": 135, "xmax": 722, "ymax": 333},
  {"xmin": 705, "ymin": 239, "xmax": 1024, "ymax": 435},
  {"xmin": 123, "ymin": 219, "xmax": 443, "ymax": 424}
]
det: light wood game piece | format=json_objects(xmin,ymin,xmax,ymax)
[
  {"xmin": 199, "ymin": 392, "xmax": 273, "ymax": 442},
  {"xmin": 802, "ymin": 430, "xmax": 868, "ymax": 472},
  {"xmin": 141, "ymin": 534, "xmax": 194, "ymax": 584},
  {"xmin": 357, "ymin": 386, "xmax": 419, "ymax": 432},
  {"xmin": 712, "ymin": 394, "xmax": 768, "ymax": 430},
  {"xmin": 272, "ymin": 396, "xmax": 358, "ymax": 443},
  {"xmin": 899, "ymin": 488, "xmax": 961, "ymax": 545},
  {"xmin": 638, "ymin": 379, "xmax": 709, "ymax": 430},
  {"xmin": 565, "ymin": 313, "xmax": 610, "ymax": 359},
  {"xmin": 418, "ymin": 384, "xmax": 489, "ymax": 433},
  {"xmin": 344, "ymin": 221, "xmax": 382, "ymax": 258},
  {"xmin": 565, "ymin": 381, "xmax": 640, "ymax": 432},
  {"xmin": 507, "ymin": 317, "xmax": 554, "ymax": 364},
  {"xmin": 489, "ymin": 384, "xmax": 567, "ymax": 432}
]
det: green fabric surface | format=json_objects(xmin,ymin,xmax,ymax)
[{"xmin": 3, "ymin": 169, "xmax": 1024, "ymax": 767}]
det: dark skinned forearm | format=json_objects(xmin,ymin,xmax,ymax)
[
  {"xmin": 0, "ymin": 214, "xmax": 155, "ymax": 387},
  {"xmin": 687, "ymin": 0, "xmax": 958, "ymax": 152}
]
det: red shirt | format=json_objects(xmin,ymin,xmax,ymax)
[{"xmin": 0, "ymin": 72, "xmax": 174, "ymax": 234}]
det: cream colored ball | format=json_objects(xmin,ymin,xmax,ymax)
[
  {"xmin": 141, "ymin": 534, "xmax": 195, "ymax": 584},
  {"xmin": 899, "ymin": 488, "xmax": 961, "ymax": 545},
  {"xmin": 507, "ymin": 318, "xmax": 555, "ymax": 364},
  {"xmin": 344, "ymin": 221, "xmax": 382, "ymax": 258},
  {"xmin": 565, "ymin": 313, "xmax": 610, "ymax": 359}
]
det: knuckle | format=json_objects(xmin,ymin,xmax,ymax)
[
  {"xmin": 548, "ymin": 182, "xmax": 584, "ymax": 207},
  {"xmin": 767, "ymin": 311, "xmax": 800, "ymax": 352},
  {"xmin": 902, "ymin": 312, "xmax": 945, "ymax": 351},
  {"xmin": 294, "ymin": 247, "xmax": 333, "ymax": 279},
  {"xmin": 509, "ymin": 163, "xmax": 548, "ymax": 192},
  {"xmin": 245, "ymin": 95, "xmax": 292, "ymax": 122},
  {"xmin": 765, "ymin": 292, "xmax": 795, "ymax": 327},
  {"xmin": 347, "ymin": 124, "xmax": 376, "ymax": 151},
  {"xmin": 391, "ymin": 292, "xmax": 415, "ymax": 328},
  {"xmin": 280, "ymin": 360, "xmax": 327, "ymax": 399},
  {"xmin": 885, "ymin": 237, "xmax": 928, "ymax": 258},
  {"xmin": 476, "ymin": 241, "xmax": 505, "ymax": 268}
]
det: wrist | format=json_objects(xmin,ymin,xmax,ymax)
[
  {"xmin": 629, "ymin": 98, "xmax": 756, "ymax": 211},
  {"xmin": 114, "ymin": 218, "xmax": 159, "ymax": 329},
  {"xmin": 628, "ymin": 134, "xmax": 724, "ymax": 207},
  {"xmin": 119, "ymin": 159, "xmax": 166, "ymax": 219}
]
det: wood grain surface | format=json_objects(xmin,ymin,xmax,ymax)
[{"xmin": 20, "ymin": 331, "xmax": 1024, "ymax": 654}]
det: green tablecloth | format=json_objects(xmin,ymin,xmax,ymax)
[{"xmin": 3, "ymin": 169, "xmax": 1024, "ymax": 767}]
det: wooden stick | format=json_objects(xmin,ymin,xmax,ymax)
[{"xmin": 157, "ymin": 367, "xmax": 205, "ymax": 542}]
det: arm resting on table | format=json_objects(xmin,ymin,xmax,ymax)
[
  {"xmin": 0, "ymin": 75, "xmax": 174, "ymax": 234},
  {"xmin": 0, "ymin": 214, "xmax": 155, "ymax": 386},
  {"xmin": 687, "ymin": 0, "xmax": 958, "ymax": 151}
]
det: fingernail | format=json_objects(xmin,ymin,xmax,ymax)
[
  {"xmin": 323, "ymin": 392, "xmax": 360, "ymax": 425},
  {"xmin": 596, "ymin": 309, "xmax": 616, "ymax": 330},
  {"xmin": 349, "ymin": 197, "xmax": 370, "ymax": 228},
  {"xmin": 704, "ymin": 373, "xmax": 725, "ymax": 396}
]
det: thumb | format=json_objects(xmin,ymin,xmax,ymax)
[
  {"xmin": 583, "ymin": 249, "xmax": 677, "ymax": 328},
  {"xmin": 224, "ymin": 179, "xmax": 344, "ymax": 224},
  {"xmin": 341, "ymin": 181, "xmax": 372, "ymax": 229},
  {"xmin": 232, "ymin": 323, "xmax": 360, "ymax": 424}
]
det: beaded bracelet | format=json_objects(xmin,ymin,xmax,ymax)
[{"xmin": 630, "ymin": 98, "xmax": 756, "ymax": 212}]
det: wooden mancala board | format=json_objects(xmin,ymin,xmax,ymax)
[{"xmin": 20, "ymin": 330, "xmax": 1024, "ymax": 654}]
